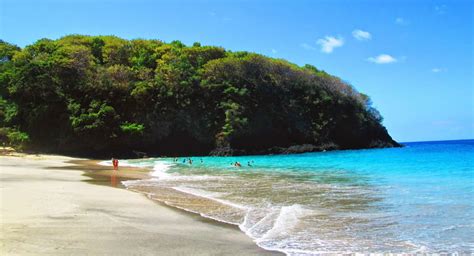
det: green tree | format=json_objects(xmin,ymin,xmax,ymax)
[{"xmin": 0, "ymin": 35, "xmax": 398, "ymax": 155}]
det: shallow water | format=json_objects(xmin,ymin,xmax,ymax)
[{"xmin": 115, "ymin": 140, "xmax": 474, "ymax": 255}]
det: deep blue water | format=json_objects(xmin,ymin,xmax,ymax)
[{"xmin": 119, "ymin": 140, "xmax": 474, "ymax": 255}]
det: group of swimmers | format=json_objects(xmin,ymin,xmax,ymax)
[
  {"xmin": 112, "ymin": 157, "xmax": 255, "ymax": 170},
  {"xmin": 172, "ymin": 157, "xmax": 254, "ymax": 168},
  {"xmin": 232, "ymin": 161, "xmax": 254, "ymax": 167},
  {"xmin": 172, "ymin": 157, "xmax": 204, "ymax": 165}
]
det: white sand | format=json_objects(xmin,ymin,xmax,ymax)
[{"xmin": 0, "ymin": 155, "xmax": 280, "ymax": 255}]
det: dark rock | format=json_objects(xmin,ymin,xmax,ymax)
[{"xmin": 209, "ymin": 146, "xmax": 235, "ymax": 156}]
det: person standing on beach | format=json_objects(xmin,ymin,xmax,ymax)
[{"xmin": 112, "ymin": 158, "xmax": 119, "ymax": 171}]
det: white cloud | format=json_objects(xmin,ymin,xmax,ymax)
[
  {"xmin": 316, "ymin": 36, "xmax": 344, "ymax": 53},
  {"xmin": 435, "ymin": 5, "xmax": 447, "ymax": 15},
  {"xmin": 352, "ymin": 29, "xmax": 372, "ymax": 41},
  {"xmin": 271, "ymin": 49, "xmax": 277, "ymax": 54},
  {"xmin": 300, "ymin": 43, "xmax": 316, "ymax": 51},
  {"xmin": 395, "ymin": 17, "xmax": 409, "ymax": 25},
  {"xmin": 431, "ymin": 67, "xmax": 446, "ymax": 73},
  {"xmin": 367, "ymin": 54, "xmax": 397, "ymax": 64}
]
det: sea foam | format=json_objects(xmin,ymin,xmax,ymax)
[{"xmin": 106, "ymin": 140, "xmax": 474, "ymax": 255}]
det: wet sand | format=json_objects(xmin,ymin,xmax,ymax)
[{"xmin": 0, "ymin": 154, "xmax": 281, "ymax": 255}]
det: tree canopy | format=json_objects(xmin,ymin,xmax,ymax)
[{"xmin": 0, "ymin": 35, "xmax": 399, "ymax": 157}]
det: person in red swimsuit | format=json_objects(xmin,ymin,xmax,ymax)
[{"xmin": 112, "ymin": 158, "xmax": 119, "ymax": 171}]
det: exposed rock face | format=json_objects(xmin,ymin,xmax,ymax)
[{"xmin": 209, "ymin": 141, "xmax": 400, "ymax": 156}]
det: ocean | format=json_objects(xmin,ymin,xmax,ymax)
[{"xmin": 111, "ymin": 140, "xmax": 473, "ymax": 255}]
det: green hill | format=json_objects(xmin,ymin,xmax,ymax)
[{"xmin": 0, "ymin": 35, "xmax": 399, "ymax": 157}]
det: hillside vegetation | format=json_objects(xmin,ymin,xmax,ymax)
[{"xmin": 0, "ymin": 35, "xmax": 399, "ymax": 157}]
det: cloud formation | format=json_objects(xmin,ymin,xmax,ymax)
[
  {"xmin": 395, "ymin": 17, "xmax": 409, "ymax": 25},
  {"xmin": 352, "ymin": 29, "xmax": 371, "ymax": 41},
  {"xmin": 316, "ymin": 36, "xmax": 344, "ymax": 53},
  {"xmin": 435, "ymin": 5, "xmax": 447, "ymax": 15},
  {"xmin": 432, "ymin": 68, "xmax": 446, "ymax": 73},
  {"xmin": 367, "ymin": 54, "xmax": 397, "ymax": 64}
]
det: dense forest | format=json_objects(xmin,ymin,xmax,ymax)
[{"xmin": 0, "ymin": 35, "xmax": 399, "ymax": 157}]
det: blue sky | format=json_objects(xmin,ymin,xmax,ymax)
[{"xmin": 1, "ymin": 0, "xmax": 472, "ymax": 142}]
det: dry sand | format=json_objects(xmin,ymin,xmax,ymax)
[{"xmin": 0, "ymin": 154, "xmax": 280, "ymax": 255}]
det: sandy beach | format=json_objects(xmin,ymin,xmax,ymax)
[{"xmin": 0, "ymin": 154, "xmax": 280, "ymax": 255}]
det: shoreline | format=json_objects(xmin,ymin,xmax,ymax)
[
  {"xmin": 67, "ymin": 159, "xmax": 250, "ymax": 229},
  {"xmin": 0, "ymin": 153, "xmax": 282, "ymax": 255},
  {"xmin": 71, "ymin": 159, "xmax": 289, "ymax": 255}
]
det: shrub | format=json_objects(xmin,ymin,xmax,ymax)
[{"xmin": 0, "ymin": 127, "xmax": 30, "ymax": 148}]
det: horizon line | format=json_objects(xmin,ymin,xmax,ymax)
[{"xmin": 400, "ymin": 138, "xmax": 473, "ymax": 144}]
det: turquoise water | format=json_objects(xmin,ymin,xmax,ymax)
[{"xmin": 118, "ymin": 140, "xmax": 474, "ymax": 254}]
